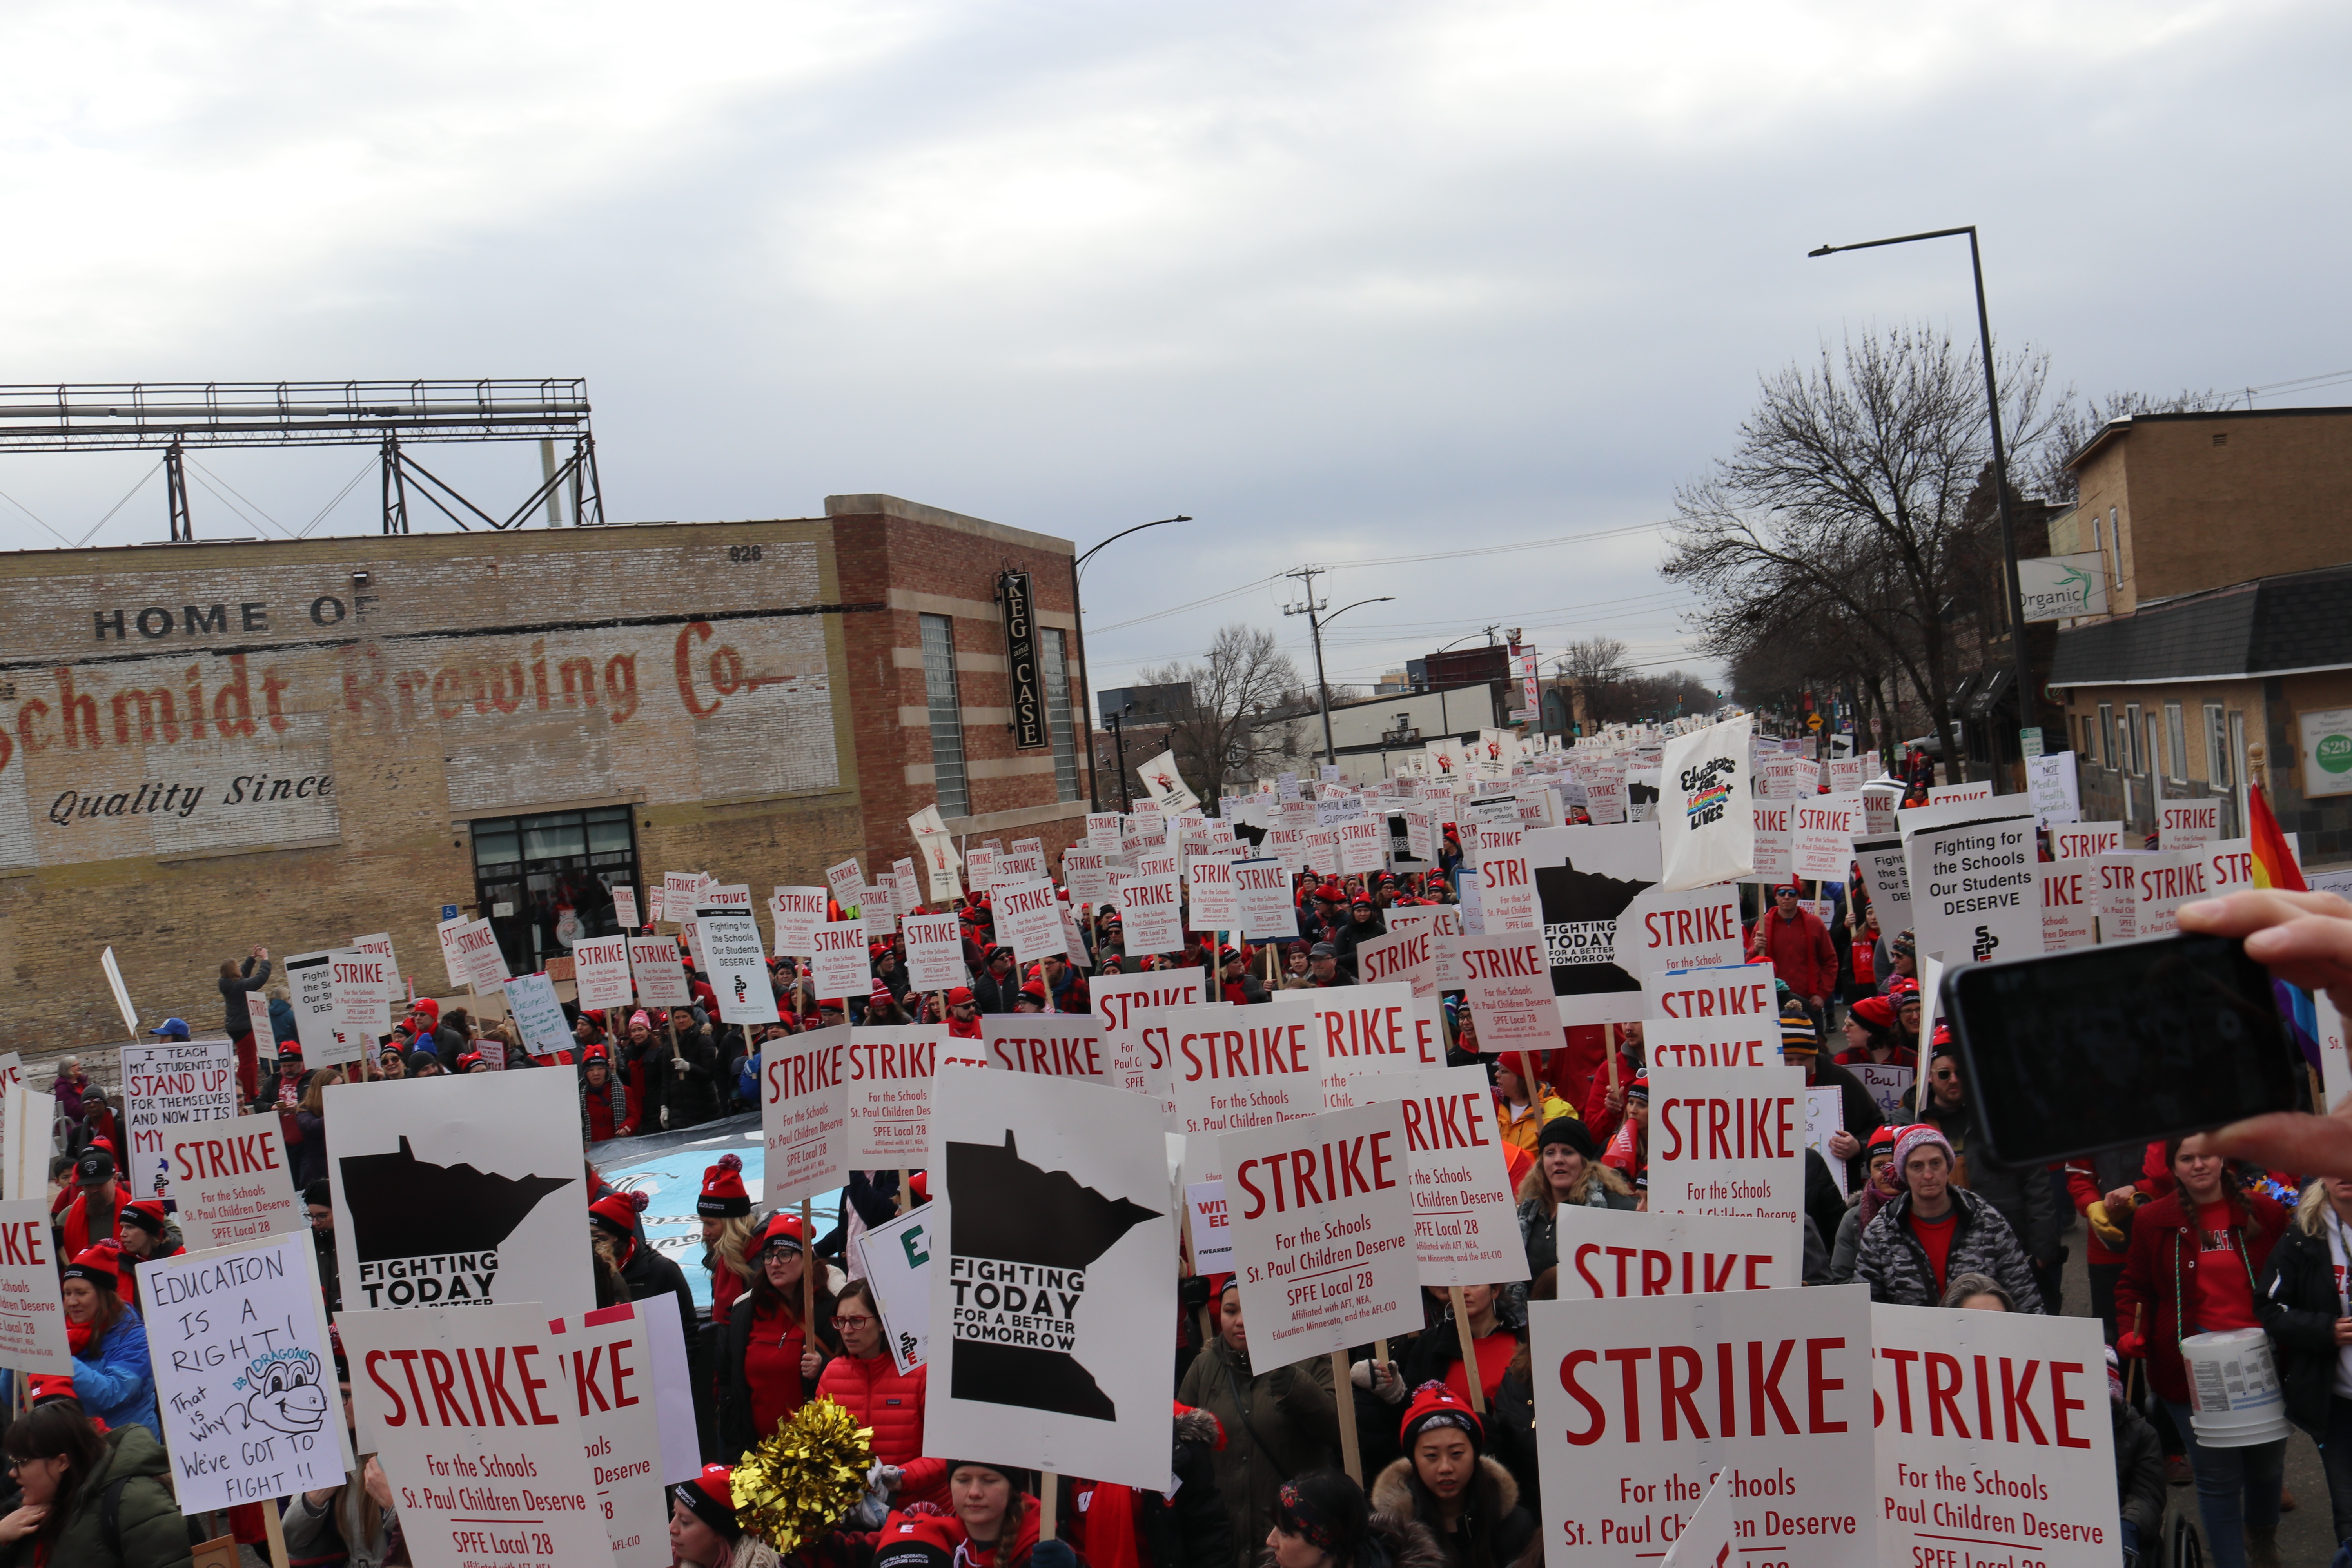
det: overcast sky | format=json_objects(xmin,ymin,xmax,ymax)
[{"xmin": 2, "ymin": 1, "xmax": 2345, "ymax": 705}]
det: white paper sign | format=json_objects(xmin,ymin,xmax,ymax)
[
  {"xmin": 611, "ymin": 886, "xmax": 641, "ymax": 929},
  {"xmin": 1094, "ymin": 967, "xmax": 1212, "ymax": 1112},
  {"xmin": 2159, "ymin": 799, "xmax": 2223, "ymax": 849},
  {"xmin": 502, "ymin": 972, "xmax": 575, "ymax": 1058},
  {"xmin": 1346, "ymin": 1065, "xmax": 1531, "ymax": 1285},
  {"xmin": 1451, "ymin": 933, "xmax": 1555, "ymax": 1049},
  {"xmin": 1222, "ymin": 1101, "xmax": 1420, "ymax": 1367},
  {"xmin": 168, "ymin": 1111, "xmax": 304, "ymax": 1251},
  {"xmin": 2039, "ymin": 862, "xmax": 2096, "ymax": 952},
  {"xmin": 284, "ymin": 949, "xmax": 363, "ymax": 1068},
  {"xmin": 343, "ymin": 1303, "xmax": 611, "ymax": 1566},
  {"xmin": 1903, "ymin": 806, "xmax": 2042, "ymax": 967},
  {"xmin": 146, "ymin": 1231, "xmax": 355, "ymax": 1512},
  {"xmin": 1356, "ymin": 928, "xmax": 1436, "ymax": 998},
  {"xmin": 809, "ymin": 919, "xmax": 871, "ymax": 1001},
  {"xmin": 625, "ymin": 935, "xmax": 689, "ymax": 1008},
  {"xmin": 926, "ymin": 1067, "xmax": 1176, "ymax": 1489},
  {"xmin": 1854, "ymin": 1063, "xmax": 1913, "ymax": 1122},
  {"xmin": 901, "ymin": 913, "xmax": 966, "ymax": 992},
  {"xmin": 1119, "ymin": 872, "xmax": 1185, "ymax": 953},
  {"xmin": 1185, "ymin": 1181, "xmax": 1233, "ymax": 1274},
  {"xmin": 2051, "ymin": 821, "xmax": 2124, "ymax": 860},
  {"xmin": 1548, "ymin": 1207, "xmax": 1801, "ymax": 1299},
  {"xmin": 854, "ymin": 1205, "xmax": 935, "ymax": 1376},
  {"xmin": 120, "ymin": 1038, "xmax": 238, "ymax": 1203},
  {"xmin": 1790, "ymin": 792, "xmax": 1863, "ymax": 882},
  {"xmin": 546, "ymin": 1301, "xmax": 670, "ymax": 1568},
  {"xmin": 326, "ymin": 1071, "xmax": 593, "ymax": 1317},
  {"xmin": 763, "ymin": 1024, "xmax": 849, "ymax": 1205},
  {"xmin": 0, "ymin": 1198, "xmax": 72, "ymax": 1372},
  {"xmin": 846, "ymin": 1025, "xmax": 953, "ymax": 1164},
  {"xmin": 1166, "ymin": 1004, "xmax": 1322, "ymax": 1185},
  {"xmin": 693, "ymin": 906, "xmax": 777, "ymax": 1024},
  {"xmin": 1648, "ymin": 1065, "xmax": 1807, "ymax": 1234},
  {"xmin": 1658, "ymin": 715, "xmax": 1756, "ymax": 891},
  {"xmin": 457, "ymin": 917, "xmax": 511, "ymax": 989},
  {"xmin": 994, "ymin": 878, "xmax": 1065, "ymax": 962}
]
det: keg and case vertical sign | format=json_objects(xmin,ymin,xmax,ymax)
[{"xmin": 1000, "ymin": 569, "xmax": 1049, "ymax": 751}]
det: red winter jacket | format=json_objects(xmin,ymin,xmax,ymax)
[
  {"xmin": 1749, "ymin": 906, "xmax": 1838, "ymax": 999},
  {"xmin": 815, "ymin": 1354, "xmax": 946, "ymax": 1507},
  {"xmin": 2115, "ymin": 1185, "xmax": 2290, "ymax": 1404}
]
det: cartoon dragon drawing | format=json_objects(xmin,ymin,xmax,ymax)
[{"xmin": 238, "ymin": 1350, "xmax": 330, "ymax": 1438}]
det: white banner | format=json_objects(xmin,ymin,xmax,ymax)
[
  {"xmin": 1532, "ymin": 1285, "xmax": 1877, "ymax": 1567},
  {"xmin": 625, "ymin": 935, "xmax": 689, "ymax": 1008},
  {"xmin": 1166, "ymin": 1003, "xmax": 1322, "ymax": 1185},
  {"xmin": 901, "ymin": 913, "xmax": 965, "ymax": 991},
  {"xmin": 1550, "ymin": 1206, "xmax": 1802, "ymax": 1299},
  {"xmin": 326, "ymin": 1071, "xmax": 593, "ymax": 1318},
  {"xmin": 926, "ymin": 1067, "xmax": 1176, "ymax": 1488},
  {"xmin": 146, "ymin": 1231, "xmax": 354, "ymax": 1513},
  {"xmin": 1222, "ymin": 1101, "xmax": 1420, "ymax": 1366},
  {"xmin": 2159, "ymin": 799, "xmax": 2223, "ymax": 849},
  {"xmin": 168, "ymin": 1111, "xmax": 304, "ymax": 1252},
  {"xmin": 981, "ymin": 1015, "xmax": 1113, "ymax": 1081},
  {"xmin": 809, "ymin": 919, "xmax": 870, "ymax": 1001},
  {"xmin": 1093, "ymin": 967, "xmax": 1210, "ymax": 1113},
  {"xmin": 120, "ymin": 1038, "xmax": 238, "ymax": 1203},
  {"xmin": 1871, "ymin": 1304, "xmax": 2116, "ymax": 1566},
  {"xmin": 1137, "ymin": 749, "xmax": 1202, "ymax": 813},
  {"xmin": 1658, "ymin": 715, "xmax": 1755, "ymax": 891},
  {"xmin": 503, "ymin": 972, "xmax": 574, "ymax": 1058},
  {"xmin": 1790, "ymin": 793, "xmax": 1863, "ymax": 882},
  {"xmin": 855, "ymin": 1205, "xmax": 935, "ymax": 1376},
  {"xmin": 1356, "ymin": 928, "xmax": 1435, "ymax": 998},
  {"xmin": 284, "ymin": 949, "xmax": 364, "ymax": 1068},
  {"xmin": 1903, "ymin": 805, "xmax": 2041, "ymax": 966},
  {"xmin": 2040, "ymin": 862, "xmax": 2096, "ymax": 952},
  {"xmin": 994, "ymin": 878, "xmax": 1065, "ymax": 963},
  {"xmin": 345, "ymin": 1303, "xmax": 610, "ymax": 1565},
  {"xmin": 1450, "ymin": 933, "xmax": 1555, "ymax": 1049},
  {"xmin": 762, "ymin": 1024, "xmax": 849, "ymax": 1206}
]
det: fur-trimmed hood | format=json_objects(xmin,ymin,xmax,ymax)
[
  {"xmin": 1370, "ymin": 1455, "xmax": 1519, "ymax": 1521},
  {"xmin": 1257, "ymin": 1506, "xmax": 1446, "ymax": 1568},
  {"xmin": 1175, "ymin": 1405, "xmax": 1224, "ymax": 1450}
]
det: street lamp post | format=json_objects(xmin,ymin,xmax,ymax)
[
  {"xmin": 1072, "ymin": 514, "xmax": 1191, "ymax": 809},
  {"xmin": 1283, "ymin": 568, "xmax": 1393, "ymax": 767},
  {"xmin": 1808, "ymin": 225, "xmax": 2037, "ymax": 782}
]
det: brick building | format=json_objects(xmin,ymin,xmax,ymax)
[
  {"xmin": 2045, "ymin": 408, "xmax": 2352, "ymax": 861},
  {"xmin": 0, "ymin": 494, "xmax": 1088, "ymax": 1052}
]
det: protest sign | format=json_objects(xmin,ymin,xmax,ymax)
[
  {"xmin": 763, "ymin": 1024, "xmax": 849, "ymax": 1205},
  {"xmin": 436, "ymin": 914, "xmax": 472, "ymax": 990},
  {"xmin": 1625, "ymin": 884, "xmax": 1745, "ymax": 980},
  {"xmin": 1790, "ymin": 793, "xmax": 1863, "ymax": 882},
  {"xmin": 503, "ymin": 972, "xmax": 574, "ymax": 1058},
  {"xmin": 1356, "ymin": 927, "xmax": 1435, "ymax": 998},
  {"xmin": 1305, "ymin": 985, "xmax": 1431, "ymax": 1108},
  {"xmin": 900, "ymin": 913, "xmax": 965, "ymax": 991},
  {"xmin": 1871, "ymin": 1305, "xmax": 2115, "ymax": 1567},
  {"xmin": 1903, "ymin": 804, "xmax": 2041, "ymax": 966},
  {"xmin": 1452, "ymin": 933, "xmax": 1557, "ymax": 1049},
  {"xmin": 1853, "ymin": 1063, "xmax": 1913, "ymax": 1122},
  {"xmin": 926, "ymin": 1066, "xmax": 1175, "ymax": 1489},
  {"xmin": 344, "ymin": 1302, "xmax": 611, "ymax": 1567},
  {"xmin": 625, "ymin": 935, "xmax": 689, "ymax": 1007},
  {"xmin": 1187, "ymin": 855, "xmax": 1239, "ymax": 929},
  {"xmin": 1137, "ymin": 748, "xmax": 1202, "ymax": 813},
  {"xmin": 1233, "ymin": 858, "xmax": 1295, "ymax": 939},
  {"xmin": 2040, "ymin": 862, "xmax": 2096, "ymax": 952},
  {"xmin": 326, "ymin": 1069, "xmax": 592, "ymax": 1317},
  {"xmin": 845, "ymin": 1024, "xmax": 950, "ymax": 1164},
  {"xmin": 1659, "ymin": 1471, "xmax": 1733, "ymax": 1568},
  {"xmin": 1223, "ymin": 1101, "xmax": 1420, "ymax": 1366},
  {"xmin": 0, "ymin": 1199, "xmax": 71, "ymax": 1372},
  {"xmin": 121, "ymin": 1037, "xmax": 237, "ymax": 1202},
  {"xmin": 1528, "ymin": 822, "xmax": 1668, "ymax": 1026},
  {"xmin": 825, "ymin": 856, "xmax": 865, "ymax": 909},
  {"xmin": 1805, "ymin": 1087, "xmax": 1846, "ymax": 1197},
  {"xmin": 694, "ymin": 906, "xmax": 777, "ymax": 1024},
  {"xmin": 768, "ymin": 886, "xmax": 828, "ymax": 958},
  {"xmin": 982, "ymin": 1014, "xmax": 1112, "ymax": 1080},
  {"xmin": 1120, "ymin": 872, "xmax": 1185, "ymax": 952},
  {"xmin": 284, "ymin": 949, "xmax": 364, "ymax": 1067},
  {"xmin": 807, "ymin": 918, "xmax": 869, "ymax": 1000},
  {"xmin": 1743, "ymin": 800, "xmax": 1793, "ymax": 883},
  {"xmin": 1642, "ymin": 1013, "xmax": 1782, "ymax": 1071},
  {"xmin": 1531, "ymin": 1285, "xmax": 1876, "ymax": 1567},
  {"xmin": 2051, "ymin": 820, "xmax": 2124, "ymax": 860},
  {"xmin": 145, "ymin": 1230, "xmax": 354, "ymax": 1513},
  {"xmin": 0, "ymin": 1088, "xmax": 40, "ymax": 1210},
  {"xmin": 1063, "ymin": 849, "xmax": 1111, "ymax": 907},
  {"xmin": 1086, "ymin": 811, "xmax": 1124, "ymax": 850},
  {"xmin": 457, "ymin": 917, "xmax": 511, "ymax": 989},
  {"xmin": 1658, "ymin": 715, "xmax": 1755, "ymax": 890},
  {"xmin": 547, "ymin": 1303, "xmax": 669, "ymax": 1568},
  {"xmin": 169, "ymin": 1111, "xmax": 303, "ymax": 1251},
  {"xmin": 1336, "ymin": 815, "xmax": 1387, "ymax": 874},
  {"xmin": 1095, "ymin": 966, "xmax": 1211, "ymax": 1113},
  {"xmin": 348, "ymin": 931, "xmax": 400, "ymax": 1018},
  {"xmin": 611, "ymin": 885, "xmax": 640, "ymax": 929},
  {"xmin": 1185, "ymin": 1181, "xmax": 1233, "ymax": 1273},
  {"xmin": 1643, "ymin": 960, "xmax": 1780, "ymax": 1028},
  {"xmin": 2132, "ymin": 851, "xmax": 2204, "ymax": 937},
  {"xmin": 1851, "ymin": 836, "xmax": 1911, "ymax": 942},
  {"xmin": 1648, "ymin": 1065, "xmax": 1807, "ymax": 1234},
  {"xmin": 1548, "ymin": 1207, "xmax": 1800, "ymax": 1299},
  {"xmin": 1346, "ymin": 1065, "xmax": 1529, "ymax": 1285},
  {"xmin": 855, "ymin": 1205, "xmax": 935, "ymax": 1376},
  {"xmin": 2159, "ymin": 799, "xmax": 2223, "ymax": 849},
  {"xmin": 2092, "ymin": 853, "xmax": 2147, "ymax": 942},
  {"xmin": 995, "ymin": 848, "xmax": 1046, "ymax": 888},
  {"xmin": 1929, "ymin": 780, "xmax": 1994, "ymax": 804},
  {"xmin": 2027, "ymin": 751, "xmax": 2082, "ymax": 826},
  {"xmin": 1166, "ymin": 1003, "xmax": 1322, "ymax": 1185},
  {"xmin": 994, "ymin": 878, "xmax": 1065, "ymax": 962},
  {"xmin": 571, "ymin": 935, "xmax": 634, "ymax": 1011},
  {"xmin": 1474, "ymin": 825, "xmax": 1537, "ymax": 932}
]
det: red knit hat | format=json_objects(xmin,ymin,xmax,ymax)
[
  {"xmin": 588, "ymin": 1188, "xmax": 649, "ymax": 1244},
  {"xmin": 1849, "ymin": 995, "xmax": 1897, "ymax": 1029},
  {"xmin": 27, "ymin": 1374, "xmax": 77, "ymax": 1408},
  {"xmin": 62, "ymin": 1242, "xmax": 122, "ymax": 1292},
  {"xmin": 698, "ymin": 1154, "xmax": 750, "ymax": 1218},
  {"xmin": 1398, "ymin": 1379, "xmax": 1484, "ymax": 1453},
  {"xmin": 120, "ymin": 1200, "xmax": 169, "ymax": 1237},
  {"xmin": 671, "ymin": 1463, "xmax": 741, "ymax": 1543},
  {"xmin": 758, "ymin": 1211, "xmax": 807, "ymax": 1255}
]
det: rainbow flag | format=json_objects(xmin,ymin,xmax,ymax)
[{"xmin": 2249, "ymin": 780, "xmax": 2307, "ymax": 892}]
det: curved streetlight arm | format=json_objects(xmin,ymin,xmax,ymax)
[
  {"xmin": 1320, "ymin": 595, "xmax": 1393, "ymax": 627},
  {"xmin": 1076, "ymin": 514, "xmax": 1192, "ymax": 575},
  {"xmin": 1071, "ymin": 513, "xmax": 1191, "ymax": 811}
]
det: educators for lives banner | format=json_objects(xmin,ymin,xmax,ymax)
[
  {"xmin": 762, "ymin": 1025, "xmax": 849, "ymax": 1205},
  {"xmin": 1222, "ymin": 1101, "xmax": 1420, "ymax": 1367},
  {"xmin": 145, "ymin": 1231, "xmax": 354, "ymax": 1513},
  {"xmin": 325, "ymin": 1071, "xmax": 592, "ymax": 1319},
  {"xmin": 1657, "ymin": 715, "xmax": 1755, "ymax": 891},
  {"xmin": 925, "ymin": 1067, "xmax": 1175, "ymax": 1491},
  {"xmin": 343, "ymin": 1302, "xmax": 612, "ymax": 1568},
  {"xmin": 1533, "ymin": 1285, "xmax": 1877, "ymax": 1568},
  {"xmin": 1871, "ymin": 1305, "xmax": 2116, "ymax": 1566}
]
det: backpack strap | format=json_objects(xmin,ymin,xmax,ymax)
[{"xmin": 100, "ymin": 1475, "xmax": 130, "ymax": 1559}]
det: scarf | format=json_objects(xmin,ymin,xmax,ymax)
[
  {"xmin": 67, "ymin": 1315, "xmax": 98, "ymax": 1356},
  {"xmin": 1856, "ymin": 1160, "xmax": 1905, "ymax": 1232}
]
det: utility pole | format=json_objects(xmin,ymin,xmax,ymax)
[{"xmin": 1282, "ymin": 566, "xmax": 1335, "ymax": 765}]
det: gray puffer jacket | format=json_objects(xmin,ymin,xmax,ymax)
[{"xmin": 1852, "ymin": 1186, "xmax": 2044, "ymax": 1311}]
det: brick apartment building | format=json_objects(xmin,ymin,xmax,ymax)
[
  {"xmin": 0, "ymin": 494, "xmax": 1089, "ymax": 1051},
  {"xmin": 2046, "ymin": 408, "xmax": 2352, "ymax": 863}
]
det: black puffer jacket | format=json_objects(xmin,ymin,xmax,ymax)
[
  {"xmin": 2256, "ymin": 1222, "xmax": 2347, "ymax": 1434},
  {"xmin": 1853, "ymin": 1187, "xmax": 2044, "ymax": 1311},
  {"xmin": 2112, "ymin": 1397, "xmax": 2167, "ymax": 1543},
  {"xmin": 1142, "ymin": 1406, "xmax": 1235, "ymax": 1568}
]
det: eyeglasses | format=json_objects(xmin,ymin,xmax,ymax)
[{"xmin": 831, "ymin": 1314, "xmax": 875, "ymax": 1329}]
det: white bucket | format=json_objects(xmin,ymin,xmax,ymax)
[{"xmin": 2181, "ymin": 1328, "xmax": 2290, "ymax": 1448}]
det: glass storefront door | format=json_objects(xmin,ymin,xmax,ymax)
[{"xmin": 470, "ymin": 806, "xmax": 640, "ymax": 977}]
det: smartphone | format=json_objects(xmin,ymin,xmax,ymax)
[{"xmin": 1940, "ymin": 932, "xmax": 2302, "ymax": 1169}]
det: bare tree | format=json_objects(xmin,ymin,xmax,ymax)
[
  {"xmin": 1560, "ymin": 637, "xmax": 1633, "ymax": 724},
  {"xmin": 1138, "ymin": 624, "xmax": 1310, "ymax": 798},
  {"xmin": 1665, "ymin": 323, "xmax": 2063, "ymax": 773},
  {"xmin": 2024, "ymin": 387, "xmax": 2237, "ymax": 502}
]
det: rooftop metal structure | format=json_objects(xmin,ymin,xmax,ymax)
[{"xmin": 0, "ymin": 379, "xmax": 602, "ymax": 541}]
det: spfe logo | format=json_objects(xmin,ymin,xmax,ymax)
[
  {"xmin": 1679, "ymin": 755, "xmax": 1737, "ymax": 828},
  {"xmin": 1971, "ymin": 924, "xmax": 2001, "ymax": 962}
]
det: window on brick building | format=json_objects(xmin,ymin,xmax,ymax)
[
  {"xmin": 2163, "ymin": 701, "xmax": 2187, "ymax": 783},
  {"xmin": 1040, "ymin": 626, "xmax": 1080, "ymax": 803},
  {"xmin": 920, "ymin": 613, "xmax": 970, "ymax": 819},
  {"xmin": 470, "ymin": 806, "xmax": 639, "ymax": 976}
]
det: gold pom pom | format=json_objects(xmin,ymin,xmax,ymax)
[{"xmin": 731, "ymin": 1397, "xmax": 875, "ymax": 1555}]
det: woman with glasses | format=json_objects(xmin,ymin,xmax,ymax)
[
  {"xmin": 0, "ymin": 1390, "xmax": 191, "ymax": 1566},
  {"xmin": 815, "ymin": 1278, "xmax": 945, "ymax": 1507},
  {"xmin": 718, "ymin": 1214, "xmax": 839, "ymax": 1457}
]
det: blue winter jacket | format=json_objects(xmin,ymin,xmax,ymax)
[{"xmin": 75, "ymin": 1309, "xmax": 162, "ymax": 1441}]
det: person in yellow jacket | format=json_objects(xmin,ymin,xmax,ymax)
[{"xmin": 1492, "ymin": 1055, "xmax": 1575, "ymax": 1151}]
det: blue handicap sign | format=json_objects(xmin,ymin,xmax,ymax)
[{"xmin": 440, "ymin": 904, "xmax": 459, "ymax": 921}]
